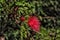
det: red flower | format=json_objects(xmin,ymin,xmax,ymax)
[
  {"xmin": 20, "ymin": 16, "xmax": 25, "ymax": 21},
  {"xmin": 28, "ymin": 16, "xmax": 41, "ymax": 32}
]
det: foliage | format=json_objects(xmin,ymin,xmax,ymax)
[{"xmin": 0, "ymin": 0, "xmax": 60, "ymax": 40}]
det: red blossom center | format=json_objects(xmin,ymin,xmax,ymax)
[{"xmin": 28, "ymin": 16, "xmax": 41, "ymax": 32}]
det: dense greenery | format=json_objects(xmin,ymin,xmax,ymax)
[{"xmin": 0, "ymin": 0, "xmax": 60, "ymax": 40}]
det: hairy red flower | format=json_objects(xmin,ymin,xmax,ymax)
[
  {"xmin": 20, "ymin": 16, "xmax": 25, "ymax": 21},
  {"xmin": 28, "ymin": 16, "xmax": 41, "ymax": 32}
]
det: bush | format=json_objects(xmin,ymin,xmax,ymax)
[{"xmin": 0, "ymin": 0, "xmax": 60, "ymax": 40}]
